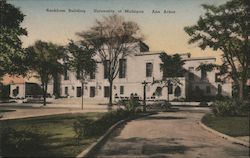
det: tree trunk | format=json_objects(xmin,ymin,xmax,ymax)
[
  {"xmin": 81, "ymin": 81, "xmax": 84, "ymax": 110},
  {"xmin": 108, "ymin": 80, "xmax": 113, "ymax": 111},
  {"xmin": 238, "ymin": 79, "xmax": 246, "ymax": 101},
  {"xmin": 53, "ymin": 73, "xmax": 60, "ymax": 98},
  {"xmin": 43, "ymin": 83, "xmax": 48, "ymax": 106}
]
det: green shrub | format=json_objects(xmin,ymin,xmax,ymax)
[
  {"xmin": 117, "ymin": 98, "xmax": 141, "ymax": 113},
  {"xmin": 73, "ymin": 109, "xmax": 131, "ymax": 139},
  {"xmin": 126, "ymin": 97, "xmax": 141, "ymax": 112},
  {"xmin": 212, "ymin": 100, "xmax": 249, "ymax": 116}
]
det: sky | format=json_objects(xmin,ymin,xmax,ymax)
[{"xmin": 9, "ymin": 0, "xmax": 229, "ymax": 63}]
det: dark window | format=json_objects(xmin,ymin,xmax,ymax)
[
  {"xmin": 206, "ymin": 86, "xmax": 211, "ymax": 94},
  {"xmin": 13, "ymin": 86, "xmax": 19, "ymax": 96},
  {"xmin": 65, "ymin": 87, "xmax": 68, "ymax": 96},
  {"xmin": 120, "ymin": 86, "xmax": 124, "ymax": 95},
  {"xmin": 90, "ymin": 87, "xmax": 95, "ymax": 97},
  {"xmin": 201, "ymin": 69, "xmax": 207, "ymax": 80},
  {"xmin": 155, "ymin": 87, "xmax": 162, "ymax": 96},
  {"xmin": 90, "ymin": 71, "xmax": 95, "ymax": 79},
  {"xmin": 215, "ymin": 73, "xmax": 221, "ymax": 82},
  {"xmin": 146, "ymin": 62, "xmax": 153, "ymax": 77},
  {"xmin": 76, "ymin": 87, "xmax": 82, "ymax": 97},
  {"xmin": 119, "ymin": 59, "xmax": 127, "ymax": 78},
  {"xmin": 64, "ymin": 63, "xmax": 69, "ymax": 80},
  {"xmin": 168, "ymin": 84, "xmax": 173, "ymax": 94},
  {"xmin": 188, "ymin": 67, "xmax": 194, "ymax": 81},
  {"xmin": 174, "ymin": 86, "xmax": 181, "ymax": 97},
  {"xmin": 104, "ymin": 60, "xmax": 110, "ymax": 79},
  {"xmin": 104, "ymin": 86, "xmax": 110, "ymax": 98}
]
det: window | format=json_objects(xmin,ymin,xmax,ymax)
[
  {"xmin": 104, "ymin": 86, "xmax": 110, "ymax": 98},
  {"xmin": 146, "ymin": 62, "xmax": 153, "ymax": 77},
  {"xmin": 215, "ymin": 73, "xmax": 221, "ymax": 82},
  {"xmin": 76, "ymin": 87, "xmax": 82, "ymax": 97},
  {"xmin": 174, "ymin": 86, "xmax": 181, "ymax": 97},
  {"xmin": 90, "ymin": 71, "xmax": 95, "ymax": 79},
  {"xmin": 206, "ymin": 86, "xmax": 211, "ymax": 94},
  {"xmin": 120, "ymin": 86, "xmax": 124, "ymax": 95},
  {"xmin": 188, "ymin": 67, "xmax": 194, "ymax": 81},
  {"xmin": 64, "ymin": 63, "xmax": 69, "ymax": 80},
  {"xmin": 104, "ymin": 60, "xmax": 110, "ymax": 79},
  {"xmin": 13, "ymin": 86, "xmax": 19, "ymax": 97},
  {"xmin": 119, "ymin": 59, "xmax": 127, "ymax": 78},
  {"xmin": 155, "ymin": 87, "xmax": 162, "ymax": 96},
  {"xmin": 65, "ymin": 87, "xmax": 68, "ymax": 96},
  {"xmin": 168, "ymin": 84, "xmax": 173, "ymax": 94},
  {"xmin": 90, "ymin": 87, "xmax": 96, "ymax": 97},
  {"xmin": 201, "ymin": 69, "xmax": 207, "ymax": 80}
]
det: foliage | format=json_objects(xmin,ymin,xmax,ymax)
[
  {"xmin": 184, "ymin": 0, "xmax": 250, "ymax": 100},
  {"xmin": 77, "ymin": 15, "xmax": 143, "ymax": 107},
  {"xmin": 126, "ymin": 97, "xmax": 141, "ymax": 113},
  {"xmin": 0, "ymin": 0, "xmax": 28, "ymax": 77},
  {"xmin": 1, "ymin": 127, "xmax": 49, "ymax": 157},
  {"xmin": 67, "ymin": 40, "xmax": 96, "ymax": 80},
  {"xmin": 212, "ymin": 100, "xmax": 249, "ymax": 116},
  {"xmin": 73, "ymin": 109, "xmax": 130, "ymax": 138},
  {"xmin": 160, "ymin": 53, "xmax": 185, "ymax": 78},
  {"xmin": 25, "ymin": 40, "xmax": 66, "ymax": 105}
]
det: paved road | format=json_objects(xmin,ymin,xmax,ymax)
[{"xmin": 94, "ymin": 107, "xmax": 249, "ymax": 158}]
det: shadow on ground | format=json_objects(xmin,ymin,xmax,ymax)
[{"xmin": 94, "ymin": 137, "xmax": 213, "ymax": 158}]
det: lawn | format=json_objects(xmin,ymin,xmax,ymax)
[
  {"xmin": 0, "ymin": 112, "xmax": 105, "ymax": 157},
  {"xmin": 202, "ymin": 113, "xmax": 250, "ymax": 137}
]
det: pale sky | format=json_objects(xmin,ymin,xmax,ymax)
[{"xmin": 10, "ymin": 0, "xmax": 229, "ymax": 63}]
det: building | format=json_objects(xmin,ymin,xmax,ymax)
[
  {"xmin": 5, "ymin": 76, "xmax": 43, "ymax": 99},
  {"xmin": 48, "ymin": 42, "xmax": 232, "ymax": 101}
]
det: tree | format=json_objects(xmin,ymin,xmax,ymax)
[
  {"xmin": 25, "ymin": 40, "xmax": 65, "ymax": 106},
  {"xmin": 184, "ymin": 0, "xmax": 250, "ymax": 101},
  {"xmin": 77, "ymin": 15, "xmax": 143, "ymax": 109},
  {"xmin": 156, "ymin": 53, "xmax": 185, "ymax": 101},
  {"xmin": 0, "ymin": 0, "xmax": 28, "ymax": 78},
  {"xmin": 67, "ymin": 40, "xmax": 96, "ymax": 110}
]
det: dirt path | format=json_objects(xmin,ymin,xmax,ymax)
[{"xmin": 94, "ymin": 107, "xmax": 249, "ymax": 158}]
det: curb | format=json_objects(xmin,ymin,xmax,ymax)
[
  {"xmin": 76, "ymin": 112, "xmax": 156, "ymax": 158},
  {"xmin": 198, "ymin": 121, "xmax": 249, "ymax": 148}
]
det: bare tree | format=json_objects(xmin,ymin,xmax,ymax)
[{"xmin": 77, "ymin": 15, "xmax": 143, "ymax": 109}]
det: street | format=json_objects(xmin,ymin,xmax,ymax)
[{"xmin": 94, "ymin": 107, "xmax": 249, "ymax": 158}]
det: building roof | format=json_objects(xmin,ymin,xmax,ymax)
[
  {"xmin": 1, "ymin": 75, "xmax": 39, "ymax": 85},
  {"xmin": 183, "ymin": 56, "xmax": 216, "ymax": 61}
]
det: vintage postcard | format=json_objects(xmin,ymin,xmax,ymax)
[{"xmin": 0, "ymin": 0, "xmax": 249, "ymax": 157}]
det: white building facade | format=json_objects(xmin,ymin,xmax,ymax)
[{"xmin": 48, "ymin": 43, "xmax": 232, "ymax": 101}]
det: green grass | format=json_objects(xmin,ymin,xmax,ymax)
[
  {"xmin": 0, "ymin": 112, "xmax": 105, "ymax": 157},
  {"xmin": 0, "ymin": 109, "xmax": 16, "ymax": 113},
  {"xmin": 202, "ymin": 113, "xmax": 250, "ymax": 137}
]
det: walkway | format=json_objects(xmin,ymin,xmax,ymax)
[{"xmin": 94, "ymin": 107, "xmax": 249, "ymax": 158}]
